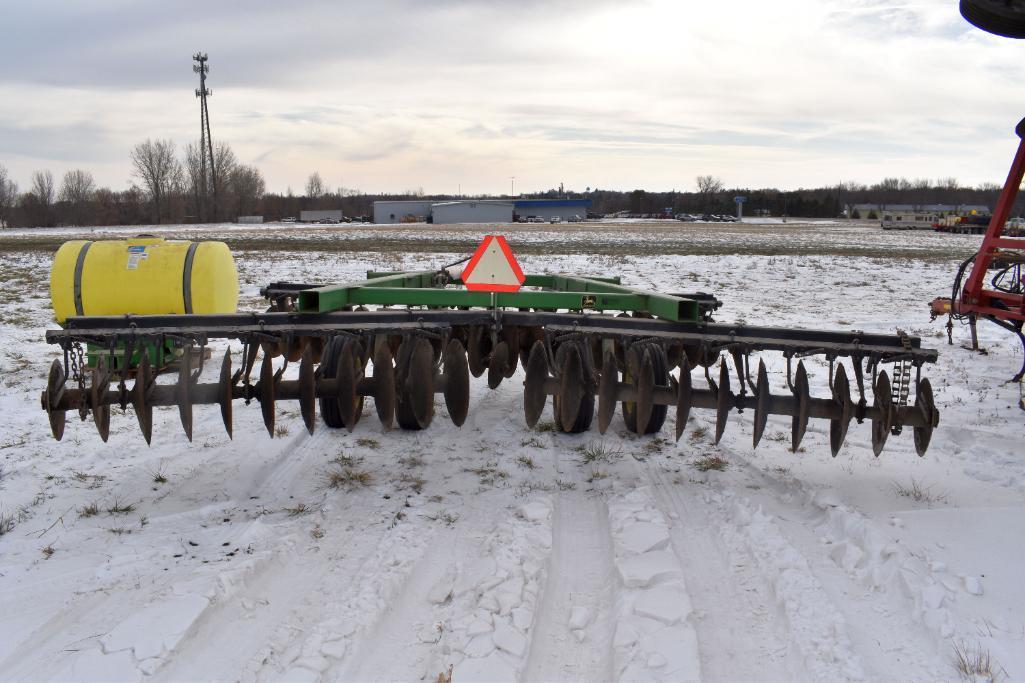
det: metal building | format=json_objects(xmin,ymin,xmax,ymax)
[
  {"xmin": 373, "ymin": 201, "xmax": 434, "ymax": 224},
  {"xmin": 513, "ymin": 199, "xmax": 590, "ymax": 222},
  {"xmin": 432, "ymin": 201, "xmax": 514, "ymax": 224},
  {"xmin": 371, "ymin": 198, "xmax": 593, "ymax": 224},
  {"xmin": 300, "ymin": 209, "xmax": 345, "ymax": 223}
]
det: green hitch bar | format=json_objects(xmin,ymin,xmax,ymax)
[{"xmin": 297, "ymin": 271, "xmax": 700, "ymax": 322}]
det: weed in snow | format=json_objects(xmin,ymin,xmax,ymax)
[
  {"xmin": 579, "ymin": 441, "xmax": 622, "ymax": 464},
  {"xmin": 893, "ymin": 478, "xmax": 948, "ymax": 506},
  {"xmin": 692, "ymin": 455, "xmax": 728, "ymax": 472},
  {"xmin": 105, "ymin": 498, "xmax": 136, "ymax": 515},
  {"xmin": 326, "ymin": 467, "xmax": 373, "ymax": 490},
  {"xmin": 78, "ymin": 501, "xmax": 100, "ymax": 518},
  {"xmin": 952, "ymin": 640, "xmax": 1005, "ymax": 682}
]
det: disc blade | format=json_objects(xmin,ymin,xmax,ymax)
[
  {"xmin": 871, "ymin": 370, "xmax": 892, "ymax": 457},
  {"xmin": 467, "ymin": 326, "xmax": 488, "ymax": 378},
  {"xmin": 373, "ymin": 343, "xmax": 396, "ymax": 429},
  {"xmin": 675, "ymin": 357, "xmax": 692, "ymax": 442},
  {"xmin": 753, "ymin": 359, "xmax": 769, "ymax": 448},
  {"xmin": 443, "ymin": 339, "xmax": 470, "ymax": 427},
  {"xmin": 557, "ymin": 344, "xmax": 585, "ymax": 432},
  {"xmin": 913, "ymin": 378, "xmax": 936, "ymax": 457},
  {"xmin": 45, "ymin": 359, "xmax": 67, "ymax": 441},
  {"xmin": 408, "ymin": 337, "xmax": 436, "ymax": 428},
  {"xmin": 299, "ymin": 345, "xmax": 316, "ymax": 435},
  {"xmin": 635, "ymin": 350, "xmax": 655, "ymax": 435},
  {"xmin": 829, "ymin": 363, "xmax": 852, "ymax": 457},
  {"xmin": 92, "ymin": 357, "xmax": 110, "ymax": 443},
  {"xmin": 791, "ymin": 361, "xmax": 810, "ymax": 451},
  {"xmin": 487, "ymin": 341, "xmax": 510, "ymax": 390},
  {"xmin": 337, "ymin": 339, "xmax": 360, "ymax": 432},
  {"xmin": 523, "ymin": 341, "xmax": 550, "ymax": 428},
  {"xmin": 598, "ymin": 351, "xmax": 618, "ymax": 434},
  {"xmin": 134, "ymin": 354, "xmax": 154, "ymax": 445},
  {"xmin": 259, "ymin": 352, "xmax": 276, "ymax": 438},
  {"xmin": 715, "ymin": 359, "xmax": 731, "ymax": 444},
  {"xmin": 177, "ymin": 351, "xmax": 193, "ymax": 442}
]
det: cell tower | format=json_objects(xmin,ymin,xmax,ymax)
[{"xmin": 193, "ymin": 53, "xmax": 217, "ymax": 220}]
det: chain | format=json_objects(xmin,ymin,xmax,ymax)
[{"xmin": 69, "ymin": 341, "xmax": 87, "ymax": 386}]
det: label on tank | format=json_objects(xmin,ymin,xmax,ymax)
[{"xmin": 126, "ymin": 245, "xmax": 150, "ymax": 270}]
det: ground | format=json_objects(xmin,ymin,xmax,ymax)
[{"xmin": 0, "ymin": 220, "xmax": 1021, "ymax": 682}]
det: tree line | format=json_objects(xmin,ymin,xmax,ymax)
[{"xmin": 0, "ymin": 155, "xmax": 1019, "ymax": 229}]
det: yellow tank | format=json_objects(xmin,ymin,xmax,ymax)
[{"xmin": 50, "ymin": 237, "xmax": 239, "ymax": 325}]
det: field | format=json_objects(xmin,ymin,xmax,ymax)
[{"xmin": 0, "ymin": 220, "xmax": 1022, "ymax": 682}]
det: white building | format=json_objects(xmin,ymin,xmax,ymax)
[
  {"xmin": 373, "ymin": 201, "xmax": 434, "ymax": 224},
  {"xmin": 372, "ymin": 199, "xmax": 592, "ymax": 224},
  {"xmin": 300, "ymin": 209, "xmax": 345, "ymax": 222},
  {"xmin": 432, "ymin": 201, "xmax": 514, "ymax": 224}
]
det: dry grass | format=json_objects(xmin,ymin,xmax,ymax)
[
  {"xmin": 356, "ymin": 437, "xmax": 380, "ymax": 449},
  {"xmin": 41, "ymin": 545, "xmax": 55, "ymax": 559},
  {"xmin": 952, "ymin": 640, "xmax": 1004, "ymax": 682},
  {"xmin": 326, "ymin": 467, "xmax": 373, "ymax": 490},
  {"xmin": 516, "ymin": 455, "xmax": 537, "ymax": 470},
  {"xmin": 284, "ymin": 503, "xmax": 311, "ymax": 516},
  {"xmin": 579, "ymin": 441, "xmax": 622, "ymax": 464},
  {"xmin": 78, "ymin": 501, "xmax": 100, "ymax": 518},
  {"xmin": 398, "ymin": 473, "xmax": 426, "ymax": 494},
  {"xmin": 0, "ymin": 507, "xmax": 14, "ymax": 536},
  {"xmin": 692, "ymin": 455, "xmax": 728, "ymax": 472},
  {"xmin": 520, "ymin": 437, "xmax": 546, "ymax": 449},
  {"xmin": 534, "ymin": 420, "xmax": 557, "ymax": 433},
  {"xmin": 689, "ymin": 425, "xmax": 709, "ymax": 442},
  {"xmin": 893, "ymin": 478, "xmax": 948, "ymax": 506},
  {"xmin": 105, "ymin": 498, "xmax": 136, "ymax": 515},
  {"xmin": 466, "ymin": 462, "xmax": 508, "ymax": 486}
]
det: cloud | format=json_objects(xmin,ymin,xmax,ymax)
[{"xmin": 1, "ymin": 0, "xmax": 1024, "ymax": 194}]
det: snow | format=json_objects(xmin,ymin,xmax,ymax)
[{"xmin": 0, "ymin": 221, "xmax": 1023, "ymax": 681}]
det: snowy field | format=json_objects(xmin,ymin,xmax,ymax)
[{"xmin": 0, "ymin": 221, "xmax": 1022, "ymax": 682}]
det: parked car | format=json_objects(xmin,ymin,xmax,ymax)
[
  {"xmin": 550, "ymin": 216, "xmax": 562, "ymax": 224},
  {"xmin": 530, "ymin": 216, "xmax": 545, "ymax": 223},
  {"xmin": 568, "ymin": 215, "xmax": 583, "ymax": 222},
  {"xmin": 282, "ymin": 217, "xmax": 297, "ymax": 223}
]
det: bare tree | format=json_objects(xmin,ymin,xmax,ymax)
[
  {"xmin": 25, "ymin": 170, "xmax": 56, "ymax": 226},
  {"xmin": 131, "ymin": 139, "xmax": 180, "ymax": 223},
  {"xmin": 0, "ymin": 164, "xmax": 16, "ymax": 227},
  {"xmin": 31, "ymin": 170, "xmax": 55, "ymax": 206},
  {"xmin": 59, "ymin": 169, "xmax": 96, "ymax": 225},
  {"xmin": 306, "ymin": 171, "xmax": 325, "ymax": 199},
  {"xmin": 231, "ymin": 165, "xmax": 265, "ymax": 217},
  {"xmin": 695, "ymin": 175, "xmax": 723, "ymax": 210},
  {"xmin": 183, "ymin": 141, "xmax": 206, "ymax": 219}
]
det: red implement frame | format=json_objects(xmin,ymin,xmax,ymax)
[
  {"xmin": 958, "ymin": 118, "xmax": 1025, "ymax": 322},
  {"xmin": 933, "ymin": 117, "xmax": 1025, "ymax": 383}
]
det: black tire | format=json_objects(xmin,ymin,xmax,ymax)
[
  {"xmin": 961, "ymin": 0, "xmax": 1025, "ymax": 38},
  {"xmin": 623, "ymin": 343, "xmax": 669, "ymax": 434},
  {"xmin": 552, "ymin": 341, "xmax": 595, "ymax": 433},
  {"xmin": 319, "ymin": 336, "xmax": 344, "ymax": 429}
]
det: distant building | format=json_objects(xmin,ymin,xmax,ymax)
[
  {"xmin": 372, "ymin": 198, "xmax": 592, "ymax": 224},
  {"xmin": 850, "ymin": 203, "xmax": 989, "ymax": 219},
  {"xmin": 432, "ymin": 201, "xmax": 514, "ymax": 224},
  {"xmin": 300, "ymin": 209, "xmax": 345, "ymax": 222},
  {"xmin": 237, "ymin": 215, "xmax": 263, "ymax": 224}
]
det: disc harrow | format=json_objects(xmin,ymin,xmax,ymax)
[{"xmin": 40, "ymin": 267, "xmax": 940, "ymax": 456}]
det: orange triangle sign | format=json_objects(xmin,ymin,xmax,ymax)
[{"xmin": 461, "ymin": 235, "xmax": 526, "ymax": 293}]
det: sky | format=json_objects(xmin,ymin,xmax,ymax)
[{"xmin": 2, "ymin": 0, "xmax": 1025, "ymax": 196}]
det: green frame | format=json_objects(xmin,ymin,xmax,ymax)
[{"xmin": 296, "ymin": 271, "xmax": 699, "ymax": 322}]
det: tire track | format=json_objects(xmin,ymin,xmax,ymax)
[
  {"xmin": 632, "ymin": 451, "xmax": 799, "ymax": 681},
  {"xmin": 523, "ymin": 492, "xmax": 616, "ymax": 682}
]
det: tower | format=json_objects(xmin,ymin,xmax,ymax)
[{"xmin": 193, "ymin": 52, "xmax": 217, "ymax": 220}]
